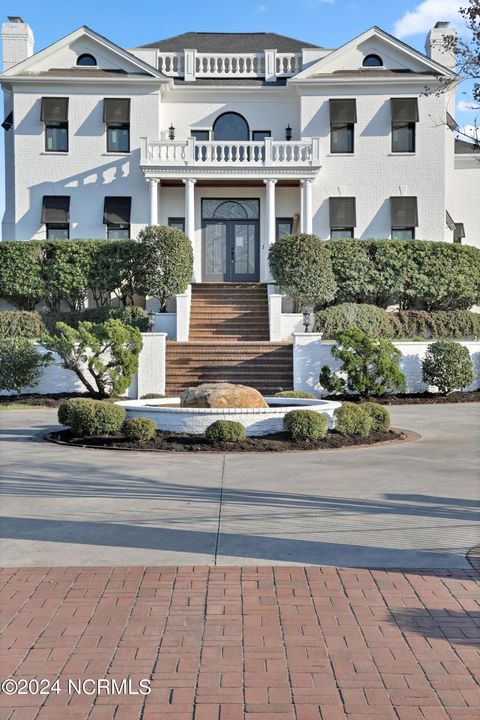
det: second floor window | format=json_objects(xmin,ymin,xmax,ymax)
[
  {"xmin": 41, "ymin": 97, "xmax": 68, "ymax": 152},
  {"xmin": 330, "ymin": 99, "xmax": 357, "ymax": 154},
  {"xmin": 276, "ymin": 218, "xmax": 293, "ymax": 239},
  {"xmin": 41, "ymin": 195, "xmax": 70, "ymax": 238},
  {"xmin": 391, "ymin": 98, "xmax": 418, "ymax": 153},
  {"xmin": 104, "ymin": 99, "xmax": 130, "ymax": 153}
]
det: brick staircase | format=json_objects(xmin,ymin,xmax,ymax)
[{"xmin": 165, "ymin": 283, "xmax": 293, "ymax": 396}]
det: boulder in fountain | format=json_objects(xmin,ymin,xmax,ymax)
[{"xmin": 180, "ymin": 382, "xmax": 268, "ymax": 409}]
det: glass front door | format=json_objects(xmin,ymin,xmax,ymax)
[
  {"xmin": 202, "ymin": 198, "xmax": 260, "ymax": 282},
  {"xmin": 203, "ymin": 220, "xmax": 259, "ymax": 281}
]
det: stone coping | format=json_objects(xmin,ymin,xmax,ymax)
[{"xmin": 116, "ymin": 396, "xmax": 341, "ymax": 415}]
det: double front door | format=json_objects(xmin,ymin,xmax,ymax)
[{"xmin": 203, "ymin": 220, "xmax": 259, "ymax": 282}]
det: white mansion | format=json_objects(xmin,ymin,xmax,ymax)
[{"xmin": 1, "ymin": 17, "xmax": 479, "ymax": 286}]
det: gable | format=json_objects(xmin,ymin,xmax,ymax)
[
  {"xmin": 292, "ymin": 27, "xmax": 456, "ymax": 81},
  {"xmin": 1, "ymin": 26, "xmax": 168, "ymax": 80}
]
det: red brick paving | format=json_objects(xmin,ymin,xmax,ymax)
[{"xmin": 0, "ymin": 566, "xmax": 478, "ymax": 720}]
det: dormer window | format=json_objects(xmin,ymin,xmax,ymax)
[
  {"xmin": 77, "ymin": 53, "xmax": 97, "ymax": 67},
  {"xmin": 363, "ymin": 54, "xmax": 383, "ymax": 67}
]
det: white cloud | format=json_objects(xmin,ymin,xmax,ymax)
[
  {"xmin": 457, "ymin": 100, "xmax": 479, "ymax": 112},
  {"xmin": 394, "ymin": 0, "xmax": 463, "ymax": 39}
]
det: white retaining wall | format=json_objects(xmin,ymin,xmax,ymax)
[
  {"xmin": 293, "ymin": 333, "xmax": 480, "ymax": 396},
  {"xmin": 0, "ymin": 332, "xmax": 167, "ymax": 399}
]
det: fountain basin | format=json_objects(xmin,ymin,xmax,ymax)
[{"xmin": 116, "ymin": 396, "xmax": 341, "ymax": 437}]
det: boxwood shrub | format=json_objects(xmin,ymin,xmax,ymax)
[
  {"xmin": 283, "ymin": 409, "xmax": 328, "ymax": 440},
  {"xmin": 361, "ymin": 402, "xmax": 391, "ymax": 432},
  {"xmin": 66, "ymin": 399, "xmax": 126, "ymax": 437},
  {"xmin": 42, "ymin": 306, "xmax": 150, "ymax": 333},
  {"xmin": 334, "ymin": 402, "xmax": 373, "ymax": 437},
  {"xmin": 275, "ymin": 390, "xmax": 317, "ymax": 399},
  {"xmin": 122, "ymin": 417, "xmax": 157, "ymax": 442},
  {"xmin": 422, "ymin": 341, "xmax": 473, "ymax": 394},
  {"xmin": 315, "ymin": 303, "xmax": 395, "ymax": 338},
  {"xmin": 205, "ymin": 420, "xmax": 246, "ymax": 444},
  {"xmin": 57, "ymin": 398, "xmax": 93, "ymax": 427}
]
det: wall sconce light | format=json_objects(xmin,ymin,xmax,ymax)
[
  {"xmin": 285, "ymin": 124, "xmax": 292, "ymax": 141},
  {"xmin": 168, "ymin": 124, "xmax": 175, "ymax": 140}
]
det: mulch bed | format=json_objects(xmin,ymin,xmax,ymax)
[{"xmin": 46, "ymin": 427, "xmax": 408, "ymax": 453}]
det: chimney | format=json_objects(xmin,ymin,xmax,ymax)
[
  {"xmin": 425, "ymin": 21, "xmax": 457, "ymax": 71},
  {"xmin": 2, "ymin": 16, "xmax": 34, "ymax": 71}
]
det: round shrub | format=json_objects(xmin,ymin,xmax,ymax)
[
  {"xmin": 361, "ymin": 402, "xmax": 390, "ymax": 432},
  {"xmin": 269, "ymin": 233, "xmax": 337, "ymax": 309},
  {"xmin": 275, "ymin": 390, "xmax": 317, "ymax": 399},
  {"xmin": 0, "ymin": 338, "xmax": 51, "ymax": 395},
  {"xmin": 422, "ymin": 341, "xmax": 473, "ymax": 394},
  {"xmin": 334, "ymin": 402, "xmax": 373, "ymax": 437},
  {"xmin": 69, "ymin": 399, "xmax": 126, "ymax": 437},
  {"xmin": 122, "ymin": 417, "xmax": 157, "ymax": 442},
  {"xmin": 283, "ymin": 410, "xmax": 328, "ymax": 441},
  {"xmin": 205, "ymin": 420, "xmax": 246, "ymax": 444},
  {"xmin": 315, "ymin": 303, "xmax": 395, "ymax": 338},
  {"xmin": 58, "ymin": 397, "xmax": 92, "ymax": 426},
  {"xmin": 0, "ymin": 311, "xmax": 43, "ymax": 339}
]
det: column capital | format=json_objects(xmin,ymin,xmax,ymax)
[
  {"xmin": 148, "ymin": 178, "xmax": 159, "ymax": 186},
  {"xmin": 263, "ymin": 178, "xmax": 278, "ymax": 185},
  {"xmin": 182, "ymin": 177, "xmax": 197, "ymax": 185},
  {"xmin": 300, "ymin": 178, "xmax": 312, "ymax": 186}
]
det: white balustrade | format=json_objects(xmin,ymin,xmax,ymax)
[
  {"xmin": 157, "ymin": 51, "xmax": 302, "ymax": 79},
  {"xmin": 144, "ymin": 139, "xmax": 320, "ymax": 168}
]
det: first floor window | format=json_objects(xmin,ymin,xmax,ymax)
[
  {"xmin": 453, "ymin": 223, "xmax": 465, "ymax": 244},
  {"xmin": 41, "ymin": 97, "xmax": 69, "ymax": 152},
  {"xmin": 390, "ymin": 196, "xmax": 418, "ymax": 239},
  {"xmin": 168, "ymin": 217, "xmax": 185, "ymax": 232},
  {"xmin": 41, "ymin": 195, "xmax": 70, "ymax": 238},
  {"xmin": 104, "ymin": 99, "xmax": 130, "ymax": 153},
  {"xmin": 330, "ymin": 227, "xmax": 354, "ymax": 239},
  {"xmin": 104, "ymin": 196, "xmax": 131, "ymax": 239},
  {"xmin": 276, "ymin": 217, "xmax": 293, "ymax": 239},
  {"xmin": 329, "ymin": 197, "xmax": 356, "ymax": 238},
  {"xmin": 46, "ymin": 223, "xmax": 69, "ymax": 239}
]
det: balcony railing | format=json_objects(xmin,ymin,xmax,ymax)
[
  {"xmin": 141, "ymin": 138, "xmax": 321, "ymax": 168},
  {"xmin": 157, "ymin": 50, "xmax": 303, "ymax": 81}
]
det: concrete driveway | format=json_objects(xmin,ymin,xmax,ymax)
[{"xmin": 0, "ymin": 404, "xmax": 479, "ymax": 568}]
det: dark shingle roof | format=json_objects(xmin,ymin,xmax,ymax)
[
  {"xmin": 173, "ymin": 77, "xmax": 287, "ymax": 86},
  {"xmin": 141, "ymin": 32, "xmax": 320, "ymax": 52},
  {"xmin": 24, "ymin": 68, "xmax": 150, "ymax": 77}
]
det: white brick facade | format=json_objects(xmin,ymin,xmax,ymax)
[{"xmin": 1, "ymin": 20, "xmax": 479, "ymax": 280}]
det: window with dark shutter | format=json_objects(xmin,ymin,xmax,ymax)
[
  {"xmin": 329, "ymin": 197, "xmax": 356, "ymax": 238},
  {"xmin": 41, "ymin": 196, "xmax": 70, "ymax": 238},
  {"xmin": 104, "ymin": 99, "xmax": 130, "ymax": 153},
  {"xmin": 329, "ymin": 99, "xmax": 357, "ymax": 154},
  {"xmin": 391, "ymin": 98, "xmax": 418, "ymax": 153},
  {"xmin": 390, "ymin": 196, "xmax": 418, "ymax": 239},
  {"xmin": 41, "ymin": 97, "xmax": 68, "ymax": 152},
  {"xmin": 104, "ymin": 197, "xmax": 131, "ymax": 239},
  {"xmin": 454, "ymin": 223, "xmax": 465, "ymax": 243}
]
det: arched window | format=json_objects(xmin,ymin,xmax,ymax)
[
  {"xmin": 213, "ymin": 112, "xmax": 250, "ymax": 141},
  {"xmin": 363, "ymin": 54, "xmax": 383, "ymax": 67},
  {"xmin": 77, "ymin": 53, "xmax": 97, "ymax": 67}
]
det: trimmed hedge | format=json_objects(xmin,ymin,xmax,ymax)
[
  {"xmin": 205, "ymin": 420, "xmax": 246, "ymax": 444},
  {"xmin": 275, "ymin": 390, "xmax": 317, "ymax": 399},
  {"xmin": 0, "ymin": 230, "xmax": 192, "ymax": 312},
  {"xmin": 326, "ymin": 239, "xmax": 480, "ymax": 310},
  {"xmin": 42, "ymin": 306, "xmax": 150, "ymax": 333},
  {"xmin": 283, "ymin": 409, "xmax": 328, "ymax": 440},
  {"xmin": 0, "ymin": 311, "xmax": 43, "ymax": 339},
  {"xmin": 314, "ymin": 305, "xmax": 480, "ymax": 340},
  {"xmin": 122, "ymin": 417, "xmax": 157, "ymax": 441},
  {"xmin": 361, "ymin": 402, "xmax": 391, "ymax": 432},
  {"xmin": 334, "ymin": 402, "xmax": 373, "ymax": 437},
  {"xmin": 64, "ymin": 399, "xmax": 126, "ymax": 437}
]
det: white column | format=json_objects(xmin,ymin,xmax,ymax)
[
  {"xmin": 149, "ymin": 179, "xmax": 159, "ymax": 225},
  {"xmin": 183, "ymin": 178, "xmax": 196, "ymax": 242},
  {"xmin": 302, "ymin": 179, "xmax": 313, "ymax": 234},
  {"xmin": 299, "ymin": 181, "xmax": 304, "ymax": 233},
  {"xmin": 264, "ymin": 178, "xmax": 277, "ymax": 247}
]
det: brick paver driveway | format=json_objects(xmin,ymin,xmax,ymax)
[{"xmin": 1, "ymin": 565, "xmax": 479, "ymax": 720}]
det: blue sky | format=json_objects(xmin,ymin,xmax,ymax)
[{"xmin": 0, "ymin": 0, "xmax": 476, "ymax": 237}]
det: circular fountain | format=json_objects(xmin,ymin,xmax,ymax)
[{"xmin": 116, "ymin": 383, "xmax": 341, "ymax": 437}]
